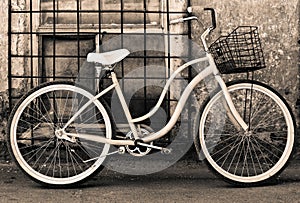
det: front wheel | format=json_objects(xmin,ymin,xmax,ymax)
[
  {"xmin": 198, "ymin": 80, "xmax": 295, "ymax": 186},
  {"xmin": 7, "ymin": 81, "xmax": 113, "ymax": 187}
]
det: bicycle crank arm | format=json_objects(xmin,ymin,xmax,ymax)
[{"xmin": 137, "ymin": 142, "xmax": 172, "ymax": 154}]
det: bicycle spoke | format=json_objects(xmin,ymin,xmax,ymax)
[
  {"xmin": 9, "ymin": 82, "xmax": 112, "ymax": 186},
  {"xmin": 200, "ymin": 82, "xmax": 294, "ymax": 185}
]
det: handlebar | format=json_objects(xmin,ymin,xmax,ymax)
[
  {"xmin": 170, "ymin": 16, "xmax": 198, "ymax": 24},
  {"xmin": 170, "ymin": 8, "xmax": 217, "ymax": 31},
  {"xmin": 204, "ymin": 8, "xmax": 216, "ymax": 31},
  {"xmin": 169, "ymin": 7, "xmax": 217, "ymax": 52}
]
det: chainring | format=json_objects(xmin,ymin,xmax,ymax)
[{"xmin": 125, "ymin": 125, "xmax": 154, "ymax": 157}]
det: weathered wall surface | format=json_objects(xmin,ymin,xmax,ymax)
[
  {"xmin": 0, "ymin": 0, "xmax": 31, "ymax": 141},
  {"xmin": 0, "ymin": 1, "xmax": 9, "ymax": 140},
  {"xmin": 192, "ymin": 0, "xmax": 299, "ymax": 116},
  {"xmin": 0, "ymin": 1, "xmax": 8, "ymax": 93}
]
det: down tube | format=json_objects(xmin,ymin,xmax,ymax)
[
  {"xmin": 142, "ymin": 66, "xmax": 214, "ymax": 143},
  {"xmin": 132, "ymin": 57, "xmax": 211, "ymax": 123}
]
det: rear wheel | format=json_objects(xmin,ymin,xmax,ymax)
[
  {"xmin": 199, "ymin": 80, "xmax": 295, "ymax": 186},
  {"xmin": 8, "ymin": 81, "xmax": 113, "ymax": 187}
]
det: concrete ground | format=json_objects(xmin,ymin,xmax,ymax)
[{"xmin": 0, "ymin": 157, "xmax": 299, "ymax": 203}]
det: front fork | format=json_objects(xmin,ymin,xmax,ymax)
[{"xmin": 214, "ymin": 74, "xmax": 249, "ymax": 131}]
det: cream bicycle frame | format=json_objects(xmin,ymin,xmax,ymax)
[
  {"xmin": 63, "ymin": 16, "xmax": 249, "ymax": 147},
  {"xmin": 63, "ymin": 51, "xmax": 248, "ymax": 146}
]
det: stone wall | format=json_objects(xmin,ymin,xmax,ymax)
[
  {"xmin": 0, "ymin": 1, "xmax": 8, "ymax": 93},
  {"xmin": 191, "ymin": 0, "xmax": 299, "ymax": 118},
  {"xmin": 0, "ymin": 1, "xmax": 9, "ymax": 141}
]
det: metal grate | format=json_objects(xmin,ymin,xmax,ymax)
[{"xmin": 8, "ymin": 0, "xmax": 193, "ymax": 146}]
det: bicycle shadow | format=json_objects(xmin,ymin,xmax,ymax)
[{"xmin": 33, "ymin": 160, "xmax": 300, "ymax": 190}]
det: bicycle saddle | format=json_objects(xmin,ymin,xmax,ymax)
[{"xmin": 87, "ymin": 49, "xmax": 130, "ymax": 65}]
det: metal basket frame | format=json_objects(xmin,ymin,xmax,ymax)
[{"xmin": 209, "ymin": 26, "xmax": 266, "ymax": 74}]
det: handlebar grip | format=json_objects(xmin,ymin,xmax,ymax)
[
  {"xmin": 170, "ymin": 18, "xmax": 184, "ymax": 24},
  {"xmin": 204, "ymin": 8, "xmax": 216, "ymax": 30}
]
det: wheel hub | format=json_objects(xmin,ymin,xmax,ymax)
[
  {"xmin": 244, "ymin": 131, "xmax": 253, "ymax": 137},
  {"xmin": 55, "ymin": 128, "xmax": 76, "ymax": 143}
]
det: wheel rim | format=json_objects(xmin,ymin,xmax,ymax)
[
  {"xmin": 200, "ymin": 83, "xmax": 294, "ymax": 183},
  {"xmin": 10, "ymin": 84, "xmax": 111, "ymax": 185}
]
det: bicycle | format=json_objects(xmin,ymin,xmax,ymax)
[{"xmin": 7, "ymin": 8, "xmax": 295, "ymax": 187}]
